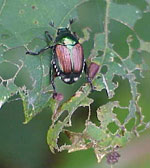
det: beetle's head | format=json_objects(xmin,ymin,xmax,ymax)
[{"xmin": 57, "ymin": 28, "xmax": 70, "ymax": 35}]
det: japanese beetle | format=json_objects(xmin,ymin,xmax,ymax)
[{"xmin": 26, "ymin": 19, "xmax": 94, "ymax": 95}]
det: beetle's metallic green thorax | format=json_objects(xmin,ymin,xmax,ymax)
[
  {"xmin": 56, "ymin": 34, "xmax": 78, "ymax": 45},
  {"xmin": 55, "ymin": 28, "xmax": 78, "ymax": 45}
]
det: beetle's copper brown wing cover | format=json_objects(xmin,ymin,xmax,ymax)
[
  {"xmin": 55, "ymin": 44, "xmax": 84, "ymax": 73},
  {"xmin": 55, "ymin": 45, "xmax": 72, "ymax": 73},
  {"xmin": 72, "ymin": 43, "xmax": 84, "ymax": 73}
]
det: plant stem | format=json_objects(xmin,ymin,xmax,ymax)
[{"xmin": 102, "ymin": 0, "xmax": 110, "ymax": 63}]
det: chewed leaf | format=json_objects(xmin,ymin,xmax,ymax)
[
  {"xmin": 90, "ymin": 33, "xmax": 105, "ymax": 57},
  {"xmin": 61, "ymin": 130, "xmax": 88, "ymax": 153},
  {"xmin": 0, "ymin": 0, "xmax": 150, "ymax": 164},
  {"xmin": 84, "ymin": 121, "xmax": 108, "ymax": 141},
  {"xmin": 93, "ymin": 49, "xmax": 127, "ymax": 98},
  {"xmin": 47, "ymin": 121, "xmax": 64, "ymax": 153},
  {"xmin": 52, "ymin": 86, "xmax": 94, "ymax": 123},
  {"xmin": 48, "ymin": 86, "xmax": 94, "ymax": 152},
  {"xmin": 97, "ymin": 101, "xmax": 120, "ymax": 128},
  {"xmin": 0, "ymin": 81, "xmax": 18, "ymax": 108},
  {"xmin": 20, "ymin": 90, "xmax": 52, "ymax": 123},
  {"xmin": 48, "ymin": 92, "xmax": 94, "ymax": 153},
  {"xmin": 140, "ymin": 40, "xmax": 150, "ymax": 53},
  {"xmin": 0, "ymin": 0, "xmax": 88, "ymax": 113}
]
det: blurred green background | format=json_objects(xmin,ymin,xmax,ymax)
[{"xmin": 0, "ymin": 0, "xmax": 150, "ymax": 168}]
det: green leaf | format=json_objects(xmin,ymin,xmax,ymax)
[
  {"xmin": 110, "ymin": 2, "xmax": 142, "ymax": 27},
  {"xmin": 47, "ymin": 86, "xmax": 94, "ymax": 152},
  {"xmin": 0, "ymin": 0, "xmax": 86, "ymax": 47},
  {"xmin": 47, "ymin": 121, "xmax": 64, "ymax": 153},
  {"xmin": 0, "ymin": 0, "xmax": 150, "ymax": 164},
  {"xmin": 0, "ymin": 81, "xmax": 18, "ymax": 108},
  {"xmin": 51, "ymin": 86, "xmax": 94, "ymax": 122},
  {"xmin": 97, "ymin": 101, "xmax": 120, "ymax": 128},
  {"xmin": 84, "ymin": 121, "xmax": 108, "ymax": 141},
  {"xmin": 0, "ymin": 0, "xmax": 88, "ymax": 122}
]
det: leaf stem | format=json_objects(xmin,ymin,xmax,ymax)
[
  {"xmin": 104, "ymin": 0, "xmax": 110, "ymax": 49},
  {"xmin": 0, "ymin": 0, "xmax": 6, "ymax": 16},
  {"xmin": 102, "ymin": 0, "xmax": 110, "ymax": 63}
]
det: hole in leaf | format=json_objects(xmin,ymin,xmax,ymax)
[
  {"xmin": 125, "ymin": 118, "xmax": 135, "ymax": 131},
  {"xmin": 14, "ymin": 67, "xmax": 33, "ymax": 89},
  {"xmin": 98, "ymin": 50, "xmax": 104, "ymax": 56},
  {"xmin": 137, "ymin": 124, "xmax": 146, "ymax": 132},
  {"xmin": 3, "ymin": 81, "xmax": 7, "ymax": 87},
  {"xmin": 107, "ymin": 122, "xmax": 119, "ymax": 134},
  {"xmin": 137, "ymin": 70, "xmax": 150, "ymax": 123},
  {"xmin": 77, "ymin": 0, "xmax": 105, "ymax": 33},
  {"xmin": 3, "ymin": 47, "xmax": 26, "ymax": 66},
  {"xmin": 100, "ymin": 65, "xmax": 108, "ymax": 75},
  {"xmin": 58, "ymin": 131, "xmax": 71, "ymax": 147},
  {"xmin": 133, "ymin": 69, "xmax": 141, "ymax": 79},
  {"xmin": 68, "ymin": 107, "xmax": 89, "ymax": 132},
  {"xmin": 109, "ymin": 19, "xmax": 140, "ymax": 58},
  {"xmin": 135, "ymin": 110, "xmax": 142, "ymax": 127},
  {"xmin": 111, "ymin": 75, "xmax": 132, "ymax": 107},
  {"xmin": 0, "ymin": 62, "xmax": 18, "ymax": 80},
  {"xmin": 113, "ymin": 108, "xmax": 128, "ymax": 125},
  {"xmin": 7, "ymin": 93, "xmax": 21, "ymax": 104},
  {"xmin": 90, "ymin": 89, "xmax": 109, "ymax": 126}
]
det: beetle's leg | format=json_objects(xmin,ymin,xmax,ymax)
[
  {"xmin": 67, "ymin": 18, "xmax": 76, "ymax": 30},
  {"xmin": 49, "ymin": 61, "xmax": 57, "ymax": 96},
  {"xmin": 69, "ymin": 18, "xmax": 74, "ymax": 25},
  {"xmin": 51, "ymin": 74, "xmax": 57, "ymax": 96},
  {"xmin": 45, "ymin": 31, "xmax": 53, "ymax": 42},
  {"xmin": 84, "ymin": 61, "xmax": 94, "ymax": 91},
  {"xmin": 26, "ymin": 46, "xmax": 52, "ymax": 55},
  {"xmin": 49, "ymin": 21, "xmax": 57, "ymax": 30},
  {"xmin": 49, "ymin": 20, "xmax": 55, "ymax": 27},
  {"xmin": 69, "ymin": 18, "xmax": 76, "ymax": 25},
  {"xmin": 26, "ymin": 31, "xmax": 53, "ymax": 55}
]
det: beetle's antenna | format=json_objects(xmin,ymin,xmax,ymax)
[
  {"xmin": 69, "ymin": 18, "xmax": 75, "ymax": 25},
  {"xmin": 49, "ymin": 21, "xmax": 57, "ymax": 30},
  {"xmin": 68, "ymin": 18, "xmax": 76, "ymax": 30}
]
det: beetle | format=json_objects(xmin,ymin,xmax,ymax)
[{"xmin": 26, "ymin": 19, "xmax": 94, "ymax": 96}]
